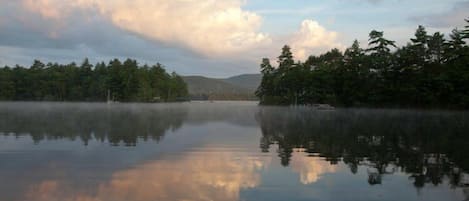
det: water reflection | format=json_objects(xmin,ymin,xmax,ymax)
[
  {"xmin": 0, "ymin": 102, "xmax": 187, "ymax": 146},
  {"xmin": 257, "ymin": 107, "xmax": 469, "ymax": 189},
  {"xmin": 23, "ymin": 151, "xmax": 269, "ymax": 201},
  {"xmin": 289, "ymin": 150, "xmax": 337, "ymax": 184},
  {"xmin": 0, "ymin": 102, "xmax": 468, "ymax": 201},
  {"xmin": 0, "ymin": 102, "xmax": 257, "ymax": 146}
]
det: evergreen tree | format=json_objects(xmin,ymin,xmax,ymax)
[
  {"xmin": 0, "ymin": 66, "xmax": 15, "ymax": 100},
  {"xmin": 256, "ymin": 58, "xmax": 275, "ymax": 104},
  {"xmin": 462, "ymin": 18, "xmax": 469, "ymax": 39},
  {"xmin": 276, "ymin": 45, "xmax": 295, "ymax": 104},
  {"xmin": 366, "ymin": 30, "xmax": 396, "ymax": 104},
  {"xmin": 366, "ymin": 30, "xmax": 396, "ymax": 72},
  {"xmin": 278, "ymin": 45, "xmax": 294, "ymax": 71},
  {"xmin": 0, "ymin": 58, "xmax": 188, "ymax": 102},
  {"xmin": 367, "ymin": 30, "xmax": 396, "ymax": 55},
  {"xmin": 410, "ymin": 25, "xmax": 429, "ymax": 66},
  {"xmin": 445, "ymin": 29, "xmax": 466, "ymax": 62},
  {"xmin": 338, "ymin": 40, "xmax": 367, "ymax": 105},
  {"xmin": 80, "ymin": 58, "xmax": 93, "ymax": 100},
  {"xmin": 428, "ymin": 32, "xmax": 445, "ymax": 64},
  {"xmin": 256, "ymin": 18, "xmax": 469, "ymax": 109}
]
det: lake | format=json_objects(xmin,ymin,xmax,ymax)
[{"xmin": 0, "ymin": 101, "xmax": 468, "ymax": 201}]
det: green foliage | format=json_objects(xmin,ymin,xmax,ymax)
[
  {"xmin": 462, "ymin": 18, "xmax": 469, "ymax": 39},
  {"xmin": 0, "ymin": 58, "xmax": 188, "ymax": 102},
  {"xmin": 278, "ymin": 45, "xmax": 295, "ymax": 70},
  {"xmin": 409, "ymin": 25, "xmax": 429, "ymax": 66},
  {"xmin": 257, "ymin": 20, "xmax": 469, "ymax": 109}
]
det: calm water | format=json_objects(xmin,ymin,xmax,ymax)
[{"xmin": 0, "ymin": 102, "xmax": 468, "ymax": 201}]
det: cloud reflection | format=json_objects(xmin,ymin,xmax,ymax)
[
  {"xmin": 290, "ymin": 151, "xmax": 337, "ymax": 185},
  {"xmin": 24, "ymin": 151, "xmax": 270, "ymax": 201}
]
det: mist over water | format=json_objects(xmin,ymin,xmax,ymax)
[{"xmin": 0, "ymin": 102, "xmax": 468, "ymax": 201}]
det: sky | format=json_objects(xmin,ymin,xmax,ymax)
[{"xmin": 0, "ymin": 0, "xmax": 467, "ymax": 77}]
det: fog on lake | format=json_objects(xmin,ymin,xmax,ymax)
[{"xmin": 0, "ymin": 101, "xmax": 468, "ymax": 201}]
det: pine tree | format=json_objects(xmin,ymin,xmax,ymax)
[
  {"xmin": 427, "ymin": 32, "xmax": 445, "ymax": 64},
  {"xmin": 278, "ymin": 45, "xmax": 294, "ymax": 71},
  {"xmin": 367, "ymin": 30, "xmax": 396, "ymax": 55},
  {"xmin": 445, "ymin": 29, "xmax": 466, "ymax": 62},
  {"xmin": 462, "ymin": 18, "xmax": 469, "ymax": 39},
  {"xmin": 256, "ymin": 58, "xmax": 274, "ymax": 104},
  {"xmin": 409, "ymin": 25, "xmax": 430, "ymax": 67}
]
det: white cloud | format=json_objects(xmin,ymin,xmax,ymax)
[
  {"xmin": 250, "ymin": 20, "xmax": 344, "ymax": 64},
  {"xmin": 11, "ymin": 0, "xmax": 345, "ymax": 73},
  {"xmin": 18, "ymin": 0, "xmax": 343, "ymax": 60},
  {"xmin": 289, "ymin": 20, "xmax": 344, "ymax": 60},
  {"xmin": 22, "ymin": 0, "xmax": 68, "ymax": 20},
  {"xmin": 21, "ymin": 0, "xmax": 272, "ymax": 57},
  {"xmin": 254, "ymin": 7, "xmax": 324, "ymax": 15}
]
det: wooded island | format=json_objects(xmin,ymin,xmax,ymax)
[{"xmin": 256, "ymin": 20, "xmax": 469, "ymax": 108}]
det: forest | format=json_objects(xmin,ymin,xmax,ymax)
[
  {"xmin": 0, "ymin": 58, "xmax": 188, "ymax": 102},
  {"xmin": 256, "ymin": 19, "xmax": 469, "ymax": 108}
]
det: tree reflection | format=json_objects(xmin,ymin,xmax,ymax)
[
  {"xmin": 0, "ymin": 103, "xmax": 187, "ymax": 146},
  {"xmin": 256, "ymin": 107, "xmax": 469, "ymax": 189},
  {"xmin": 0, "ymin": 102, "xmax": 260, "ymax": 146}
]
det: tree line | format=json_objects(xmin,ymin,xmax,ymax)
[
  {"xmin": 256, "ymin": 19, "xmax": 469, "ymax": 108},
  {"xmin": 0, "ymin": 58, "xmax": 188, "ymax": 102}
]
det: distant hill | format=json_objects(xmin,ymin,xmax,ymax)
[
  {"xmin": 182, "ymin": 76, "xmax": 251, "ymax": 95},
  {"xmin": 182, "ymin": 74, "xmax": 261, "ymax": 100},
  {"xmin": 219, "ymin": 74, "xmax": 262, "ymax": 93}
]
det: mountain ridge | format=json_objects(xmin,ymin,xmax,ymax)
[{"xmin": 181, "ymin": 73, "xmax": 261, "ymax": 100}]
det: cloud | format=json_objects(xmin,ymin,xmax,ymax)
[
  {"xmin": 409, "ymin": 1, "xmax": 468, "ymax": 28},
  {"xmin": 289, "ymin": 20, "xmax": 344, "ymax": 60},
  {"xmin": 19, "ymin": 0, "xmax": 272, "ymax": 57},
  {"xmin": 22, "ymin": 0, "xmax": 70, "ymax": 20},
  {"xmin": 1, "ymin": 0, "xmax": 254, "ymax": 76},
  {"xmin": 0, "ymin": 0, "xmax": 345, "ymax": 76},
  {"xmin": 15, "ymin": 0, "xmax": 343, "ymax": 60},
  {"xmin": 254, "ymin": 7, "xmax": 324, "ymax": 15}
]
